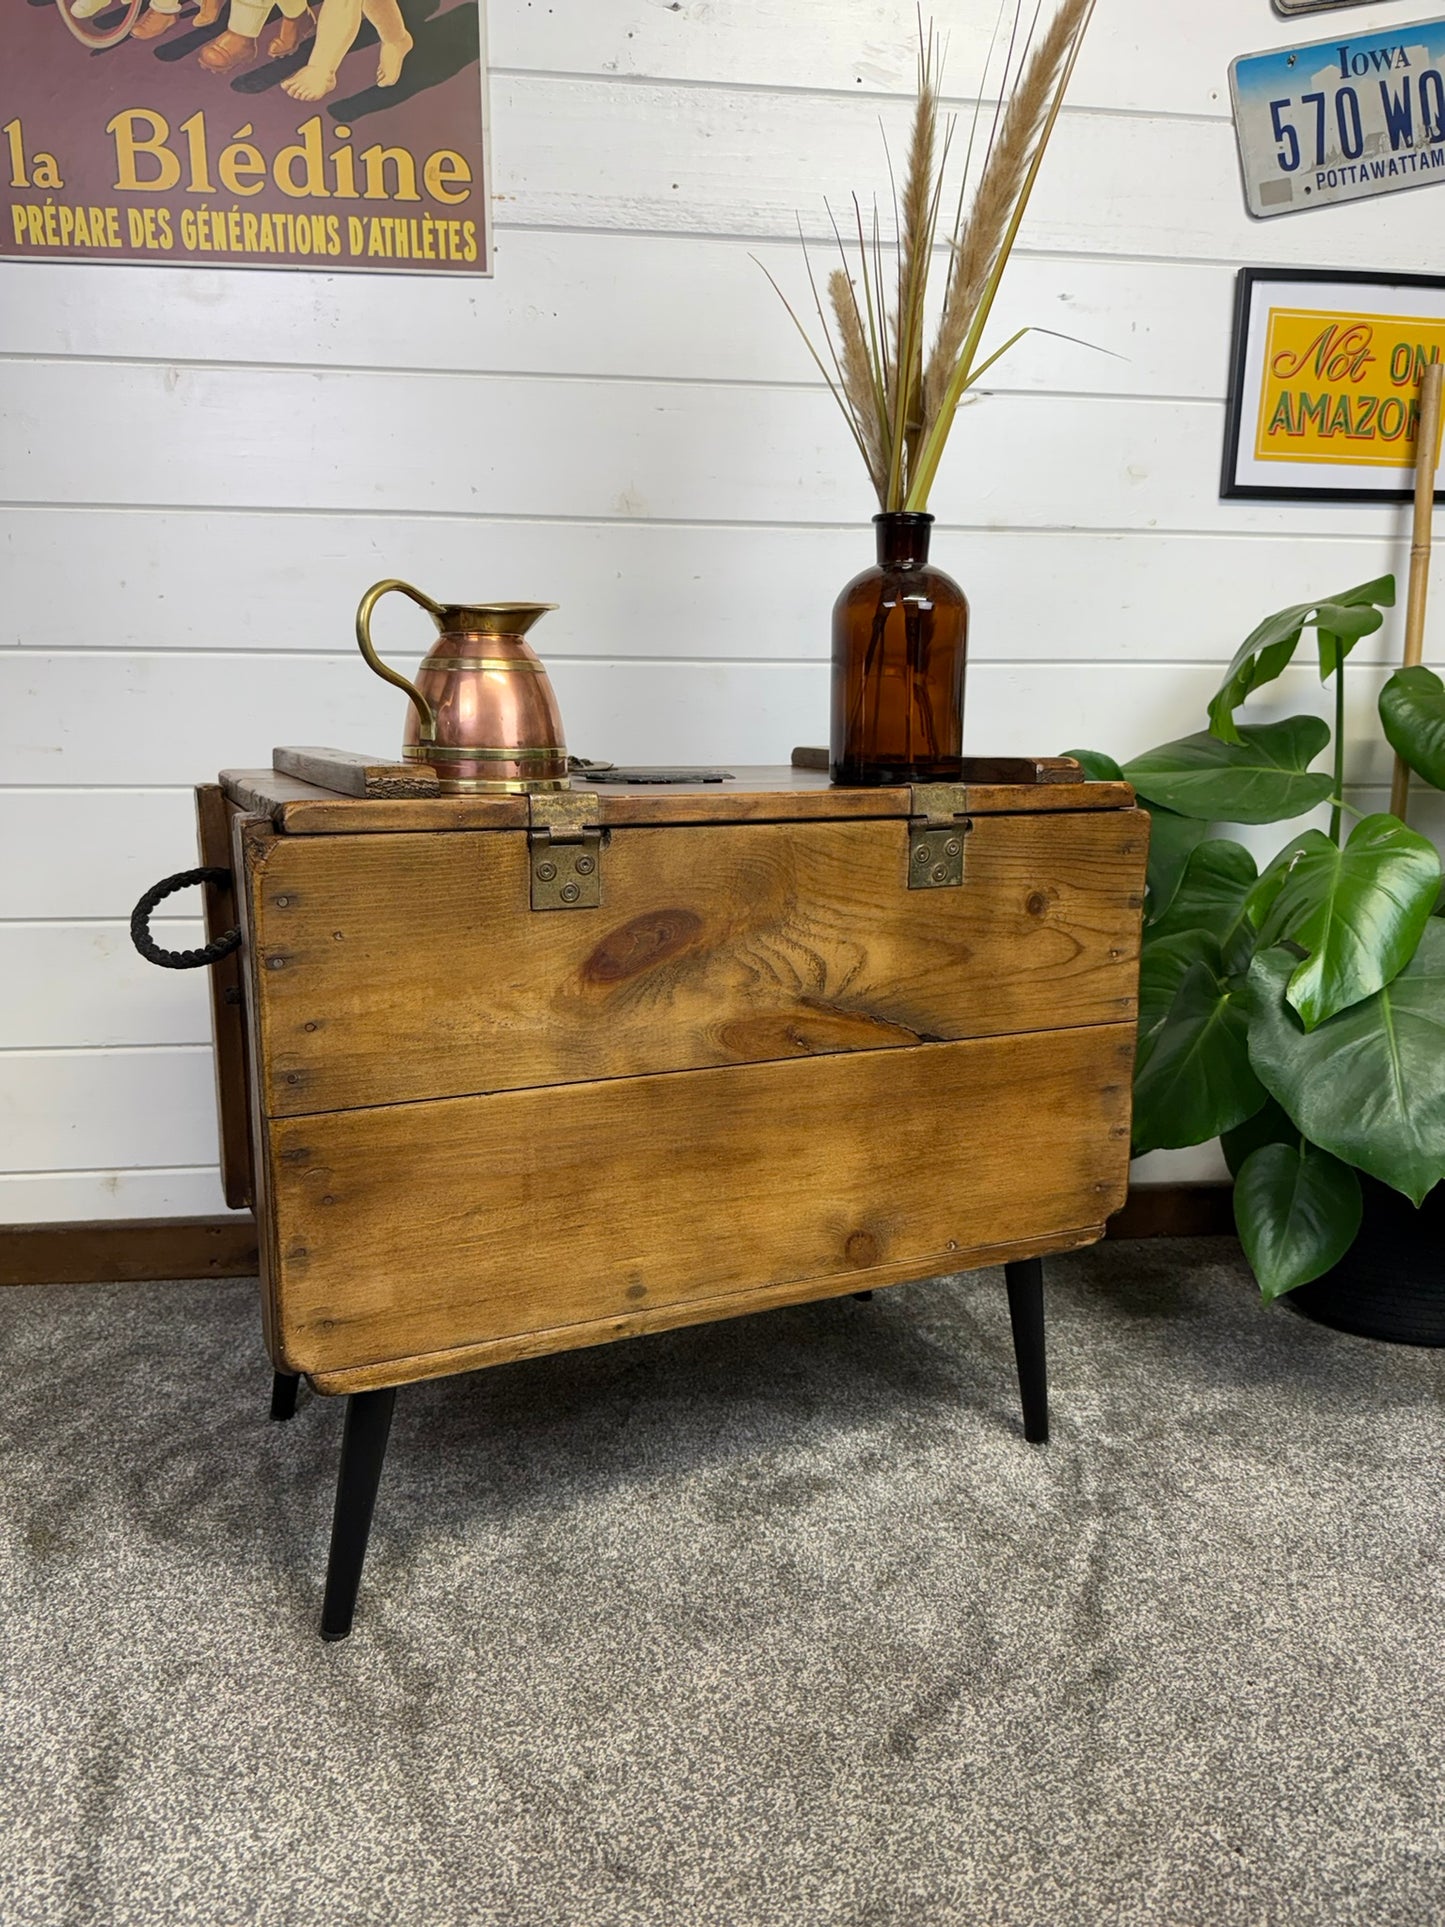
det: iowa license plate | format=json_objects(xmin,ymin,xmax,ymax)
[{"xmin": 1232, "ymin": 19, "xmax": 1445, "ymax": 216}]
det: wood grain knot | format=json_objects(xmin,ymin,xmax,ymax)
[
  {"xmin": 845, "ymin": 1229, "xmax": 881, "ymax": 1267},
  {"xmin": 1026, "ymin": 891, "xmax": 1050, "ymax": 917},
  {"xmin": 581, "ymin": 908, "xmax": 706, "ymax": 985},
  {"xmin": 718, "ymin": 1002, "xmax": 921, "ymax": 1060}
]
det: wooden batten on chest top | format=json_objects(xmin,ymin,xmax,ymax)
[{"xmin": 211, "ymin": 759, "xmax": 1147, "ymax": 1394}]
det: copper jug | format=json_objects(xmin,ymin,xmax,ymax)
[{"xmin": 355, "ymin": 579, "xmax": 569, "ymax": 794}]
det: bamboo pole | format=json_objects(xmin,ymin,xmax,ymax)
[{"xmin": 1390, "ymin": 361, "xmax": 1445, "ymax": 822}]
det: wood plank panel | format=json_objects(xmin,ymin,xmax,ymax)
[
  {"xmin": 0, "ymin": 790, "xmax": 201, "ymax": 918},
  {"xmin": 0, "ymin": 505, "xmax": 688, "ymax": 656},
  {"xmin": 0, "ymin": 1049, "xmax": 219, "ymax": 1173},
  {"xmin": 1, "ymin": 363, "xmax": 1420, "ymax": 537},
  {"xmin": 0, "ymin": 923, "xmax": 209, "ymax": 1047},
  {"xmin": 2, "ymin": 514, "xmax": 1411, "ymax": 666},
  {"xmin": 485, "ymin": 73, "xmax": 1443, "ymax": 270},
  {"xmin": 0, "ymin": 1167, "xmax": 232, "ymax": 1225},
  {"xmin": 245, "ymin": 811, "xmax": 1146, "ymax": 1115},
  {"xmin": 0, "ymin": 1216, "xmax": 256, "ymax": 1286},
  {"xmin": 0, "ymin": 244, "xmax": 1237, "ymax": 397},
  {"xmin": 0, "ymin": 651, "xmax": 824, "ymax": 783},
  {"xmin": 307, "ymin": 1225, "xmax": 1104, "ymax": 1393},
  {"xmin": 264, "ymin": 1023, "xmax": 1136, "ymax": 1376},
  {"xmin": 0, "ymin": 655, "xmax": 1401, "ymax": 788},
  {"xmin": 491, "ymin": 0, "xmax": 1429, "ymax": 119}
]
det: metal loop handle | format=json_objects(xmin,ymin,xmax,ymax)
[
  {"xmin": 130, "ymin": 868, "xmax": 241, "ymax": 970},
  {"xmin": 355, "ymin": 579, "xmax": 444, "ymax": 744}
]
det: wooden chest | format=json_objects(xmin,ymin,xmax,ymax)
[
  {"xmin": 209, "ymin": 756, "xmax": 1145, "ymax": 1384},
  {"xmin": 202, "ymin": 755, "xmax": 1145, "ymax": 1634}
]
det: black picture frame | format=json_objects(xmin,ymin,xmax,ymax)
[
  {"xmin": 1271, "ymin": 0, "xmax": 1394, "ymax": 13},
  {"xmin": 1222, "ymin": 265, "xmax": 1445, "ymax": 504},
  {"xmin": 1272, "ymin": 1, "xmax": 1388, "ymax": 14}
]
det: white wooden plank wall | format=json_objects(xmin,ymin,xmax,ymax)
[{"xmin": 3, "ymin": 0, "xmax": 1442, "ymax": 1219}]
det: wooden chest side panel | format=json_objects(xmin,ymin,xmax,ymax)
[
  {"xmin": 247, "ymin": 811, "xmax": 1146, "ymax": 1117},
  {"xmin": 196, "ymin": 787, "xmax": 253, "ymax": 1210},
  {"xmin": 264, "ymin": 1024, "xmax": 1135, "ymax": 1376}
]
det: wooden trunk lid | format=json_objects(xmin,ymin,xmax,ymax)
[{"xmin": 236, "ymin": 804, "xmax": 1146, "ymax": 1116}]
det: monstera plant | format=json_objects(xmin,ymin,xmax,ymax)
[{"xmin": 1068, "ymin": 573, "xmax": 1445, "ymax": 1304}]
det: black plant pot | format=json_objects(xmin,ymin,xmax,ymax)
[{"xmin": 1288, "ymin": 1177, "xmax": 1445, "ymax": 1346}]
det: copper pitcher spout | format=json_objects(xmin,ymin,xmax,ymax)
[{"xmin": 355, "ymin": 580, "xmax": 568, "ymax": 795}]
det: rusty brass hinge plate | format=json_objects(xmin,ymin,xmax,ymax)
[
  {"xmin": 908, "ymin": 785, "xmax": 971, "ymax": 890},
  {"xmin": 529, "ymin": 792, "xmax": 603, "ymax": 910}
]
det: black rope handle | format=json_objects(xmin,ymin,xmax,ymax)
[{"xmin": 130, "ymin": 867, "xmax": 242, "ymax": 969}]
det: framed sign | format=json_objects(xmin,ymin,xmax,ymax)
[
  {"xmin": 1223, "ymin": 268, "xmax": 1445, "ymax": 502},
  {"xmin": 1274, "ymin": 3, "xmax": 1392, "ymax": 14},
  {"xmin": 1231, "ymin": 18, "xmax": 1445, "ymax": 218},
  {"xmin": 2, "ymin": 0, "xmax": 491, "ymax": 273}
]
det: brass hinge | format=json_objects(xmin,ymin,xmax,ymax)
[
  {"xmin": 528, "ymin": 793, "xmax": 603, "ymax": 910},
  {"xmin": 907, "ymin": 784, "xmax": 972, "ymax": 890}
]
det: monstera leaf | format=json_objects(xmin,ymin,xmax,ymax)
[
  {"xmin": 1133, "ymin": 959, "xmax": 1265, "ymax": 1155},
  {"xmin": 1313, "ymin": 606, "xmax": 1387, "ymax": 683},
  {"xmin": 1250, "ymin": 816, "xmax": 1441, "ymax": 1029},
  {"xmin": 1142, "ymin": 808, "xmax": 1209, "ymax": 917},
  {"xmin": 1137, "ymin": 931, "xmax": 1224, "ymax": 1053},
  {"xmin": 1245, "ymin": 831, "xmax": 1314, "ymax": 932},
  {"xmin": 1381, "ymin": 665, "xmax": 1445, "ymax": 792},
  {"xmin": 1221, "ymin": 1095, "xmax": 1296, "ymax": 1177},
  {"xmin": 1146, "ymin": 839, "xmax": 1258, "ymax": 971},
  {"xmin": 1247, "ymin": 925, "xmax": 1445, "ymax": 1206},
  {"xmin": 1124, "ymin": 718, "xmax": 1332, "ymax": 824},
  {"xmin": 1206, "ymin": 576, "xmax": 1394, "ymax": 743},
  {"xmin": 1232, "ymin": 1140, "xmax": 1363, "ymax": 1302}
]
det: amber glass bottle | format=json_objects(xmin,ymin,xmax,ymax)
[{"xmin": 830, "ymin": 512, "xmax": 969, "ymax": 786}]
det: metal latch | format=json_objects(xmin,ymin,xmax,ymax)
[
  {"xmin": 528, "ymin": 793, "xmax": 602, "ymax": 910},
  {"xmin": 907, "ymin": 784, "xmax": 972, "ymax": 890}
]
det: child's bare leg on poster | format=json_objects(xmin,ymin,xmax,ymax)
[{"xmin": 281, "ymin": 0, "xmax": 412, "ymax": 101}]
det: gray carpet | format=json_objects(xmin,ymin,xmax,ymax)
[{"xmin": 1, "ymin": 1240, "xmax": 1442, "ymax": 1927}]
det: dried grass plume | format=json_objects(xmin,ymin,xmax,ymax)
[{"xmin": 766, "ymin": 1, "xmax": 1096, "ymax": 514}]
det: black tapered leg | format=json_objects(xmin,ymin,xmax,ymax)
[
  {"xmin": 852, "ymin": 1290, "xmax": 874, "ymax": 1301},
  {"xmin": 270, "ymin": 1371, "xmax": 300, "ymax": 1422},
  {"xmin": 1004, "ymin": 1257, "xmax": 1049, "ymax": 1445},
  {"xmin": 320, "ymin": 1388, "xmax": 397, "ymax": 1642}
]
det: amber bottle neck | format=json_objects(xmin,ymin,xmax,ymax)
[{"xmin": 873, "ymin": 512, "xmax": 933, "ymax": 569}]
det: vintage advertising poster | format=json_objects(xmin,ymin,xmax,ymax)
[
  {"xmin": 3, "ymin": 0, "xmax": 491, "ymax": 273},
  {"xmin": 1231, "ymin": 17, "xmax": 1445, "ymax": 217},
  {"xmin": 1223, "ymin": 269, "xmax": 1445, "ymax": 502}
]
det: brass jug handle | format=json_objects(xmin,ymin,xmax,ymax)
[{"xmin": 355, "ymin": 579, "xmax": 445, "ymax": 744}]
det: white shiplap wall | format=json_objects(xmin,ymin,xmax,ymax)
[{"xmin": 3, "ymin": 0, "xmax": 1443, "ymax": 1220}]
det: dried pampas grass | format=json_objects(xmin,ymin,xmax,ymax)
[
  {"xmin": 765, "ymin": 1, "xmax": 1096, "ymax": 514},
  {"xmin": 829, "ymin": 268, "xmax": 888, "ymax": 500}
]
